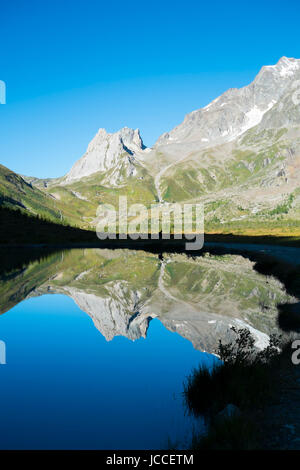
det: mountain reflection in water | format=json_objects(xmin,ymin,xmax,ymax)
[{"xmin": 0, "ymin": 248, "xmax": 296, "ymax": 449}]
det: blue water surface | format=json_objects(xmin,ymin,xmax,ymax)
[{"xmin": 0, "ymin": 294, "xmax": 215, "ymax": 449}]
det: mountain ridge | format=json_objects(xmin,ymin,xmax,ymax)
[
  {"xmin": 2, "ymin": 56, "xmax": 300, "ymax": 237},
  {"xmin": 64, "ymin": 126, "xmax": 148, "ymax": 185}
]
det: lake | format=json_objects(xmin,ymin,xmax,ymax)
[{"xmin": 0, "ymin": 247, "xmax": 296, "ymax": 449}]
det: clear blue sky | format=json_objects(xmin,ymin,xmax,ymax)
[{"xmin": 1, "ymin": 0, "xmax": 300, "ymax": 178}]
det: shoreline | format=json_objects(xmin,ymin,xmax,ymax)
[{"xmin": 1, "ymin": 232, "xmax": 300, "ymax": 250}]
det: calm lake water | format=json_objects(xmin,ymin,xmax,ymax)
[{"xmin": 0, "ymin": 247, "xmax": 296, "ymax": 449}]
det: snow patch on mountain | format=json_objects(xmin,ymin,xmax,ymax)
[
  {"xmin": 265, "ymin": 56, "xmax": 300, "ymax": 77},
  {"xmin": 155, "ymin": 57, "xmax": 300, "ymax": 149},
  {"xmin": 228, "ymin": 100, "xmax": 277, "ymax": 141}
]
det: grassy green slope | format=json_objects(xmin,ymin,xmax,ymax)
[
  {"xmin": 159, "ymin": 128, "xmax": 300, "ymax": 237},
  {"xmin": 44, "ymin": 164, "xmax": 157, "ymax": 225},
  {"xmin": 0, "ymin": 164, "xmax": 64, "ymax": 222},
  {"xmin": 0, "ymin": 164, "xmax": 101, "ymax": 229}
]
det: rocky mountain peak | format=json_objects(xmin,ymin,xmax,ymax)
[
  {"xmin": 155, "ymin": 57, "xmax": 300, "ymax": 149},
  {"xmin": 64, "ymin": 127, "xmax": 146, "ymax": 183},
  {"xmin": 265, "ymin": 56, "xmax": 300, "ymax": 76}
]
